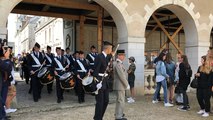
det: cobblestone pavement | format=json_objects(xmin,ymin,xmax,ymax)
[{"xmin": 9, "ymin": 72, "xmax": 213, "ymax": 120}]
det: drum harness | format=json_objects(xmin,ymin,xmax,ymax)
[
  {"xmin": 45, "ymin": 53, "xmax": 52, "ymax": 67},
  {"xmin": 30, "ymin": 53, "xmax": 46, "ymax": 75},
  {"xmin": 54, "ymin": 57, "xmax": 72, "ymax": 79}
]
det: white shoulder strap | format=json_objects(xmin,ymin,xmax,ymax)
[
  {"xmin": 45, "ymin": 53, "xmax": 52, "ymax": 63},
  {"xmin": 88, "ymin": 53, "xmax": 95, "ymax": 61},
  {"xmin": 77, "ymin": 60, "xmax": 87, "ymax": 72},
  {"xmin": 64, "ymin": 55, "xmax": 70, "ymax": 65},
  {"xmin": 54, "ymin": 57, "xmax": 65, "ymax": 70},
  {"xmin": 31, "ymin": 53, "xmax": 41, "ymax": 65}
]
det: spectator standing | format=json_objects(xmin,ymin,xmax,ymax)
[
  {"xmin": 165, "ymin": 53, "xmax": 176, "ymax": 104},
  {"xmin": 177, "ymin": 55, "xmax": 192, "ymax": 111},
  {"xmin": 152, "ymin": 52, "xmax": 173, "ymax": 107},
  {"xmin": 127, "ymin": 56, "xmax": 136, "ymax": 103},
  {"xmin": 195, "ymin": 56, "xmax": 212, "ymax": 117}
]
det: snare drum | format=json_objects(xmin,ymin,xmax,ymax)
[
  {"xmin": 82, "ymin": 76, "xmax": 98, "ymax": 93},
  {"xmin": 59, "ymin": 72, "xmax": 75, "ymax": 89},
  {"xmin": 37, "ymin": 67, "xmax": 54, "ymax": 85}
]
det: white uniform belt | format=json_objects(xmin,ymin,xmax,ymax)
[
  {"xmin": 32, "ymin": 65, "xmax": 41, "ymax": 67},
  {"xmin": 46, "ymin": 64, "xmax": 51, "ymax": 67},
  {"xmin": 55, "ymin": 68, "xmax": 64, "ymax": 71},
  {"xmin": 77, "ymin": 70, "xmax": 87, "ymax": 72},
  {"xmin": 90, "ymin": 63, "xmax": 94, "ymax": 65},
  {"xmin": 98, "ymin": 73, "xmax": 108, "ymax": 77}
]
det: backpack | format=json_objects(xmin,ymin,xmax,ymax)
[{"xmin": 185, "ymin": 66, "xmax": 192, "ymax": 77}]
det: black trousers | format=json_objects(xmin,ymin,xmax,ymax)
[
  {"xmin": 31, "ymin": 75, "xmax": 42, "ymax": 101},
  {"xmin": 56, "ymin": 79, "xmax": 64, "ymax": 100},
  {"xmin": 196, "ymin": 88, "xmax": 211, "ymax": 112},
  {"xmin": 94, "ymin": 89, "xmax": 109, "ymax": 120},
  {"xmin": 77, "ymin": 79, "xmax": 85, "ymax": 102},
  {"xmin": 47, "ymin": 82, "xmax": 53, "ymax": 93},
  {"xmin": 24, "ymin": 69, "xmax": 30, "ymax": 84},
  {"xmin": 180, "ymin": 88, "xmax": 189, "ymax": 107}
]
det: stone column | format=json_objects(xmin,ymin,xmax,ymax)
[
  {"xmin": 119, "ymin": 36, "xmax": 145, "ymax": 95},
  {"xmin": 185, "ymin": 41, "xmax": 209, "ymax": 74},
  {"xmin": 0, "ymin": 27, "xmax": 7, "ymax": 40}
]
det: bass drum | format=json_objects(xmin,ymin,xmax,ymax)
[
  {"xmin": 59, "ymin": 72, "xmax": 75, "ymax": 89},
  {"xmin": 82, "ymin": 76, "xmax": 98, "ymax": 93},
  {"xmin": 37, "ymin": 67, "xmax": 54, "ymax": 85}
]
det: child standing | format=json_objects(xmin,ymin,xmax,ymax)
[{"xmin": 127, "ymin": 57, "xmax": 136, "ymax": 103}]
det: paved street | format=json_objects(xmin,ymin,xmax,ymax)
[{"xmin": 8, "ymin": 72, "xmax": 213, "ymax": 120}]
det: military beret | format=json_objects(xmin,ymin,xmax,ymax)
[
  {"xmin": 90, "ymin": 45, "xmax": 96, "ymax": 49},
  {"xmin": 47, "ymin": 46, "xmax": 51, "ymax": 49},
  {"xmin": 56, "ymin": 47, "xmax": 61, "ymax": 50},
  {"xmin": 34, "ymin": 42, "xmax": 40, "ymax": 48},
  {"xmin": 79, "ymin": 51, "xmax": 84, "ymax": 54}
]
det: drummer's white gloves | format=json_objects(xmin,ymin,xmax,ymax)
[
  {"xmin": 96, "ymin": 83, "xmax": 102, "ymax": 89},
  {"xmin": 126, "ymin": 85, "xmax": 130, "ymax": 90}
]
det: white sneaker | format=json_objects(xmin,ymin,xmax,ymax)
[
  {"xmin": 152, "ymin": 100, "xmax": 158, "ymax": 104},
  {"xmin": 128, "ymin": 98, "xmax": 135, "ymax": 103},
  {"xmin": 127, "ymin": 97, "xmax": 132, "ymax": 101},
  {"xmin": 164, "ymin": 103, "xmax": 174, "ymax": 107},
  {"xmin": 197, "ymin": 110, "xmax": 205, "ymax": 115},
  {"xmin": 6, "ymin": 108, "xmax": 17, "ymax": 113},
  {"xmin": 202, "ymin": 112, "xmax": 209, "ymax": 117}
]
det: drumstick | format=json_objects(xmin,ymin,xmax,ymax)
[{"xmin": 30, "ymin": 60, "xmax": 46, "ymax": 75}]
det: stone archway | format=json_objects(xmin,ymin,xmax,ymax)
[
  {"xmin": 143, "ymin": 2, "xmax": 200, "ymax": 73},
  {"xmin": 141, "ymin": 1, "xmax": 205, "ymax": 95}
]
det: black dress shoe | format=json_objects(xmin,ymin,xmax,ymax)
[
  {"xmin": 115, "ymin": 118, "xmax": 127, "ymax": 120},
  {"xmin": 5, "ymin": 116, "xmax": 11, "ymax": 119},
  {"xmin": 57, "ymin": 99, "xmax": 61, "ymax": 103},
  {"xmin": 34, "ymin": 99, "xmax": 38, "ymax": 102},
  {"xmin": 28, "ymin": 90, "xmax": 32, "ymax": 94},
  {"xmin": 1, "ymin": 118, "xmax": 11, "ymax": 120},
  {"xmin": 61, "ymin": 96, "xmax": 64, "ymax": 100}
]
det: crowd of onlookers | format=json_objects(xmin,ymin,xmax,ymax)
[
  {"xmin": 152, "ymin": 48, "xmax": 213, "ymax": 117},
  {"xmin": 0, "ymin": 40, "xmax": 17, "ymax": 120}
]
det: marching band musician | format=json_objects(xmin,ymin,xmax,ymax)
[
  {"xmin": 65, "ymin": 47, "xmax": 75, "ymax": 72},
  {"xmin": 74, "ymin": 51, "xmax": 91, "ymax": 103},
  {"xmin": 28, "ymin": 43, "xmax": 45, "ymax": 102},
  {"xmin": 113, "ymin": 50, "xmax": 129, "ymax": 120},
  {"xmin": 86, "ymin": 45, "xmax": 98, "ymax": 72},
  {"xmin": 44, "ymin": 46, "xmax": 54, "ymax": 94},
  {"xmin": 53, "ymin": 47, "xmax": 69, "ymax": 103},
  {"xmin": 93, "ymin": 41, "xmax": 113, "ymax": 120}
]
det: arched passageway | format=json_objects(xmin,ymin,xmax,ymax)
[{"xmin": 143, "ymin": 4, "xmax": 199, "ymax": 94}]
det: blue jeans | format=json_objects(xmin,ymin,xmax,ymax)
[{"xmin": 153, "ymin": 79, "xmax": 168, "ymax": 103}]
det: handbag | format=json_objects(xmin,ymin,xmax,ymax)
[
  {"xmin": 175, "ymin": 85, "xmax": 181, "ymax": 94},
  {"xmin": 190, "ymin": 77, "xmax": 198, "ymax": 88}
]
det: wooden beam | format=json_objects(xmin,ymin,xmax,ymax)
[
  {"xmin": 22, "ymin": 0, "xmax": 99, "ymax": 11},
  {"xmin": 154, "ymin": 13, "xmax": 176, "ymax": 17},
  {"xmin": 86, "ymin": 17, "xmax": 114, "ymax": 23},
  {"xmin": 160, "ymin": 25, "xmax": 183, "ymax": 51},
  {"xmin": 146, "ymin": 24, "xmax": 182, "ymax": 30},
  {"xmin": 79, "ymin": 16, "xmax": 85, "ymax": 51},
  {"xmin": 42, "ymin": 5, "xmax": 50, "ymax": 12},
  {"xmin": 97, "ymin": 7, "xmax": 103, "ymax": 53},
  {"xmin": 152, "ymin": 14, "xmax": 183, "ymax": 54},
  {"xmin": 12, "ymin": 9, "xmax": 80, "ymax": 20},
  {"xmin": 146, "ymin": 25, "xmax": 158, "ymax": 38}
]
